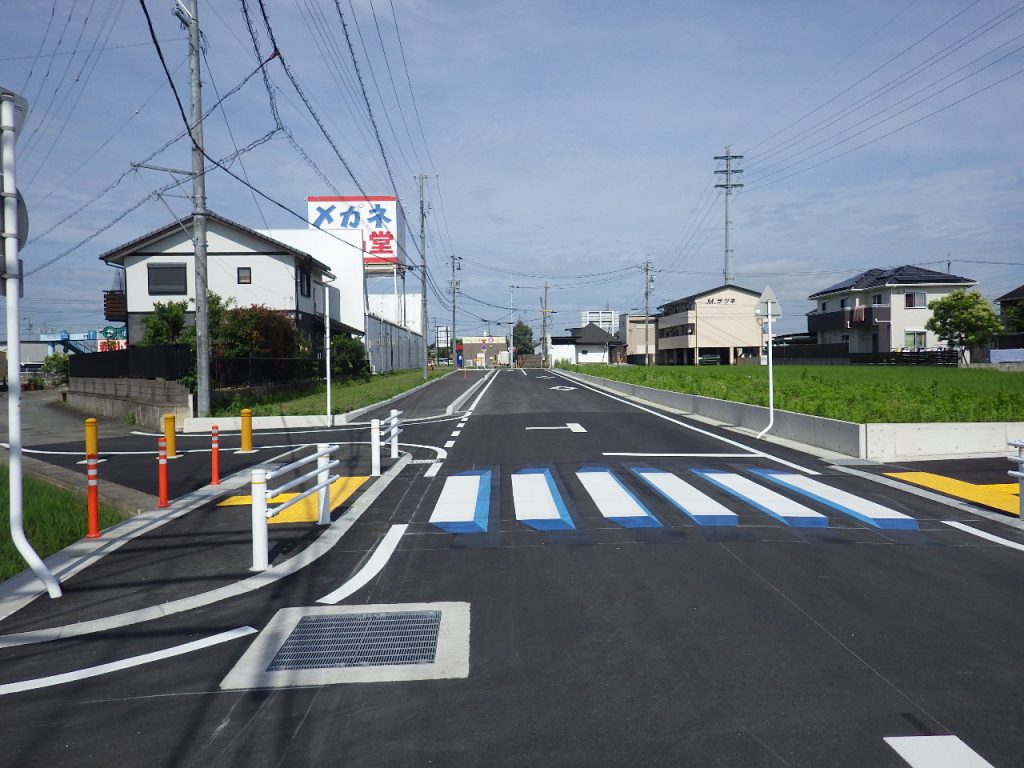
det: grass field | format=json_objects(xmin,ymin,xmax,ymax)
[
  {"xmin": 563, "ymin": 364, "xmax": 1024, "ymax": 423},
  {"xmin": 212, "ymin": 368, "xmax": 450, "ymax": 417},
  {"xmin": 0, "ymin": 466, "xmax": 126, "ymax": 581}
]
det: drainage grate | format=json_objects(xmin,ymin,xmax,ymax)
[{"xmin": 267, "ymin": 610, "xmax": 442, "ymax": 671}]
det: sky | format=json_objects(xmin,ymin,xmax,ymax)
[{"xmin": 2, "ymin": 0, "xmax": 1022, "ymax": 340}]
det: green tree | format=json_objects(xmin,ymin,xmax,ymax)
[
  {"xmin": 217, "ymin": 304, "xmax": 300, "ymax": 358},
  {"xmin": 40, "ymin": 352, "xmax": 69, "ymax": 385},
  {"xmin": 140, "ymin": 300, "xmax": 189, "ymax": 345},
  {"xmin": 331, "ymin": 335, "xmax": 371, "ymax": 381},
  {"xmin": 513, "ymin": 320, "xmax": 535, "ymax": 357},
  {"xmin": 926, "ymin": 290, "xmax": 1003, "ymax": 363},
  {"xmin": 1003, "ymin": 301, "xmax": 1024, "ymax": 333}
]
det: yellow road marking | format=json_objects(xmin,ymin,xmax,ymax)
[
  {"xmin": 886, "ymin": 472, "xmax": 1019, "ymax": 516},
  {"xmin": 217, "ymin": 476, "xmax": 369, "ymax": 523}
]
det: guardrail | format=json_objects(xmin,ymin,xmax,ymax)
[
  {"xmin": 249, "ymin": 443, "xmax": 340, "ymax": 571},
  {"xmin": 1010, "ymin": 439, "xmax": 1023, "ymax": 518},
  {"xmin": 370, "ymin": 409, "xmax": 402, "ymax": 477}
]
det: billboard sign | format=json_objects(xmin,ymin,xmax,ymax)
[{"xmin": 307, "ymin": 195, "xmax": 405, "ymax": 268}]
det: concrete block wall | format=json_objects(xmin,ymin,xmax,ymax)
[{"xmin": 66, "ymin": 377, "xmax": 192, "ymax": 430}]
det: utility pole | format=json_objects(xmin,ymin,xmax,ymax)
[
  {"xmin": 450, "ymin": 253, "xmax": 460, "ymax": 367},
  {"xmin": 174, "ymin": 0, "xmax": 211, "ymax": 417},
  {"xmin": 541, "ymin": 282, "xmax": 550, "ymax": 367},
  {"xmin": 509, "ymin": 284, "xmax": 514, "ymax": 369},
  {"xmin": 643, "ymin": 260, "xmax": 654, "ymax": 366},
  {"xmin": 714, "ymin": 146, "xmax": 743, "ymax": 285},
  {"xmin": 416, "ymin": 174, "xmax": 428, "ymax": 380}
]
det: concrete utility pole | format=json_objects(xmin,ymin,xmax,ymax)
[
  {"xmin": 2, "ymin": 87, "xmax": 62, "ymax": 598},
  {"xmin": 178, "ymin": 0, "xmax": 211, "ymax": 417},
  {"xmin": 714, "ymin": 146, "xmax": 743, "ymax": 285},
  {"xmin": 449, "ymin": 253, "xmax": 460, "ymax": 366},
  {"xmin": 541, "ymin": 282, "xmax": 550, "ymax": 367},
  {"xmin": 416, "ymin": 174, "xmax": 429, "ymax": 380},
  {"xmin": 643, "ymin": 260, "xmax": 654, "ymax": 366}
]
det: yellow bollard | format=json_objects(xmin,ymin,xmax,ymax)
[
  {"xmin": 240, "ymin": 408, "xmax": 253, "ymax": 453},
  {"xmin": 84, "ymin": 418, "xmax": 98, "ymax": 458},
  {"xmin": 163, "ymin": 413, "xmax": 177, "ymax": 459}
]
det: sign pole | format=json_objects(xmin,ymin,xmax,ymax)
[
  {"xmin": 756, "ymin": 300, "xmax": 775, "ymax": 438},
  {"xmin": 1, "ymin": 89, "xmax": 61, "ymax": 597}
]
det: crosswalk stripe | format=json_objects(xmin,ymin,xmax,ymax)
[
  {"xmin": 512, "ymin": 469, "xmax": 575, "ymax": 531},
  {"xmin": 428, "ymin": 471, "xmax": 491, "ymax": 533},
  {"xmin": 753, "ymin": 470, "xmax": 918, "ymax": 530},
  {"xmin": 884, "ymin": 735, "xmax": 995, "ymax": 767},
  {"xmin": 576, "ymin": 467, "xmax": 661, "ymax": 528},
  {"xmin": 631, "ymin": 468, "xmax": 738, "ymax": 526},
  {"xmin": 692, "ymin": 470, "xmax": 828, "ymax": 528}
]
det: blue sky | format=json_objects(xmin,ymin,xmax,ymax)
[{"xmin": 3, "ymin": 0, "xmax": 1022, "ymax": 338}]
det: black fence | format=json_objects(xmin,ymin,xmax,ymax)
[
  {"xmin": 70, "ymin": 345, "xmax": 326, "ymax": 386},
  {"xmin": 994, "ymin": 333, "xmax": 1024, "ymax": 349},
  {"xmin": 773, "ymin": 344, "xmax": 958, "ymax": 366}
]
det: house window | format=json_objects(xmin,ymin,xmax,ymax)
[
  {"xmin": 904, "ymin": 331, "xmax": 926, "ymax": 348},
  {"xmin": 905, "ymin": 291, "xmax": 926, "ymax": 308},
  {"xmin": 840, "ymin": 334, "xmax": 850, "ymax": 344},
  {"xmin": 237, "ymin": 267, "xmax": 252, "ymax": 285},
  {"xmin": 298, "ymin": 269, "xmax": 311, "ymax": 297},
  {"xmin": 871, "ymin": 293, "xmax": 883, "ymax": 305},
  {"xmin": 820, "ymin": 301, "xmax": 828, "ymax": 312},
  {"xmin": 839, "ymin": 298, "xmax": 848, "ymax": 310},
  {"xmin": 147, "ymin": 263, "xmax": 187, "ymax": 295}
]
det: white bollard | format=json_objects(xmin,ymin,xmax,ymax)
[
  {"xmin": 371, "ymin": 419, "xmax": 381, "ymax": 477},
  {"xmin": 317, "ymin": 443, "xmax": 331, "ymax": 526},
  {"xmin": 251, "ymin": 468, "xmax": 269, "ymax": 571},
  {"xmin": 390, "ymin": 409, "xmax": 399, "ymax": 460}
]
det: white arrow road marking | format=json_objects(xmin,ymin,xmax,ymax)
[
  {"xmin": 525, "ymin": 423, "xmax": 586, "ymax": 432},
  {"xmin": 549, "ymin": 385, "xmax": 577, "ymax": 391},
  {"xmin": 0, "ymin": 626, "xmax": 257, "ymax": 696},
  {"xmin": 318, "ymin": 525, "xmax": 408, "ymax": 604}
]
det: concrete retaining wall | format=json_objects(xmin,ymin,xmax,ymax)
[
  {"xmin": 66, "ymin": 377, "xmax": 192, "ymax": 430},
  {"xmin": 562, "ymin": 370, "xmax": 1022, "ymax": 461}
]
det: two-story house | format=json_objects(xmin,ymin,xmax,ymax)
[
  {"xmin": 100, "ymin": 212, "xmax": 343, "ymax": 345},
  {"xmin": 806, "ymin": 265, "xmax": 975, "ymax": 353},
  {"xmin": 656, "ymin": 285, "xmax": 763, "ymax": 365}
]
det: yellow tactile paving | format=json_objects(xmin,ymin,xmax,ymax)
[
  {"xmin": 217, "ymin": 476, "xmax": 369, "ymax": 523},
  {"xmin": 886, "ymin": 472, "xmax": 1020, "ymax": 516}
]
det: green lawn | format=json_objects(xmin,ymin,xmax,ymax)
[
  {"xmin": 563, "ymin": 364, "xmax": 1024, "ymax": 423},
  {"xmin": 212, "ymin": 368, "xmax": 450, "ymax": 417},
  {"xmin": 0, "ymin": 466, "xmax": 126, "ymax": 581}
]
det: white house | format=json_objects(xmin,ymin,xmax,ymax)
[
  {"xmin": 806, "ymin": 265, "xmax": 976, "ymax": 353},
  {"xmin": 548, "ymin": 323, "xmax": 623, "ymax": 365},
  {"xmin": 100, "ymin": 213, "xmax": 344, "ymax": 345}
]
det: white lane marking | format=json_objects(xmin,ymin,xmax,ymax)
[
  {"xmin": 465, "ymin": 371, "xmax": 500, "ymax": 411},
  {"xmin": 697, "ymin": 471, "xmax": 827, "ymax": 527},
  {"xmin": 553, "ymin": 371, "xmax": 818, "ymax": 475},
  {"xmin": 521, "ymin": 369, "xmax": 527, "ymax": 376},
  {"xmin": 524, "ymin": 422, "xmax": 587, "ymax": 432},
  {"xmin": 451, "ymin": 430, "xmax": 461, "ymax": 437},
  {"xmin": 424, "ymin": 462, "xmax": 443, "ymax": 478},
  {"xmin": 0, "ymin": 626, "xmax": 257, "ymax": 696},
  {"xmin": 444, "ymin": 440, "xmax": 456, "ymax": 448},
  {"xmin": 884, "ymin": 735, "xmax": 995, "ymax": 767},
  {"xmin": 605, "ymin": 452, "xmax": 755, "ymax": 458},
  {"xmin": 576, "ymin": 469, "xmax": 658, "ymax": 527},
  {"xmin": 429, "ymin": 476, "xmax": 485, "ymax": 528},
  {"xmin": 549, "ymin": 385, "xmax": 577, "ymax": 391},
  {"xmin": 756, "ymin": 471, "xmax": 917, "ymax": 530},
  {"xmin": 943, "ymin": 521, "xmax": 1024, "ymax": 552},
  {"xmin": 633, "ymin": 468, "xmax": 738, "ymax": 526},
  {"xmin": 317, "ymin": 525, "xmax": 408, "ymax": 604}
]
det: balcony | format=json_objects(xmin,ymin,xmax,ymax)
[
  {"xmin": 807, "ymin": 309, "xmax": 849, "ymax": 332},
  {"xmin": 807, "ymin": 305, "xmax": 890, "ymax": 332},
  {"xmin": 103, "ymin": 290, "xmax": 127, "ymax": 322}
]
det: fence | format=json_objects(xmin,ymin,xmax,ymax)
[{"xmin": 773, "ymin": 344, "xmax": 957, "ymax": 366}]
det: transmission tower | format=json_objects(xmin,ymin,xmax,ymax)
[{"xmin": 714, "ymin": 146, "xmax": 743, "ymax": 285}]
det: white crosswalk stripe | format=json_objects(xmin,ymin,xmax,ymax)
[
  {"xmin": 576, "ymin": 467, "xmax": 660, "ymax": 528},
  {"xmin": 632, "ymin": 468, "xmax": 738, "ymax": 526},
  {"xmin": 693, "ymin": 470, "xmax": 829, "ymax": 528}
]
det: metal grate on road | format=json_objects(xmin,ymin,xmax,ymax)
[{"xmin": 266, "ymin": 610, "xmax": 442, "ymax": 671}]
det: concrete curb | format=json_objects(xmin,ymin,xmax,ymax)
[
  {"xmin": 445, "ymin": 370, "xmax": 491, "ymax": 415},
  {"xmin": 182, "ymin": 371, "xmax": 454, "ymax": 432}
]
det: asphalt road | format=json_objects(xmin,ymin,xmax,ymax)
[{"xmin": 1, "ymin": 369, "xmax": 1022, "ymax": 767}]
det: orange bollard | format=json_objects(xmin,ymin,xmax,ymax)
[
  {"xmin": 84, "ymin": 418, "xmax": 98, "ymax": 459},
  {"xmin": 211, "ymin": 425, "xmax": 220, "ymax": 486},
  {"xmin": 157, "ymin": 437, "xmax": 169, "ymax": 509},
  {"xmin": 163, "ymin": 414, "xmax": 177, "ymax": 459},
  {"xmin": 86, "ymin": 454, "xmax": 100, "ymax": 539}
]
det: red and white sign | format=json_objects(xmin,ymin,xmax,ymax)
[{"xmin": 307, "ymin": 195, "xmax": 405, "ymax": 268}]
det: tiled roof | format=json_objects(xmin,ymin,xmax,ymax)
[
  {"xmin": 996, "ymin": 283, "xmax": 1024, "ymax": 303},
  {"xmin": 657, "ymin": 284, "xmax": 760, "ymax": 311},
  {"xmin": 809, "ymin": 265, "xmax": 974, "ymax": 298}
]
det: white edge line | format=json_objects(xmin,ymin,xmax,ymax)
[
  {"xmin": 0, "ymin": 455, "xmax": 413, "ymax": 649},
  {"xmin": 317, "ymin": 524, "xmax": 408, "ymax": 604},
  {"xmin": 604, "ymin": 452, "xmax": 758, "ymax": 458},
  {"xmin": 554, "ymin": 370, "xmax": 818, "ymax": 475},
  {"xmin": 465, "ymin": 369, "xmax": 500, "ymax": 412},
  {"xmin": 943, "ymin": 521, "xmax": 1024, "ymax": 552},
  {"xmin": 0, "ymin": 626, "xmax": 257, "ymax": 696}
]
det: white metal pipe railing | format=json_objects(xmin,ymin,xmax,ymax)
[
  {"xmin": 250, "ymin": 443, "xmax": 340, "ymax": 571},
  {"xmin": 371, "ymin": 419, "xmax": 381, "ymax": 476}
]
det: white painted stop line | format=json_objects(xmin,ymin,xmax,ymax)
[{"xmin": 884, "ymin": 735, "xmax": 994, "ymax": 767}]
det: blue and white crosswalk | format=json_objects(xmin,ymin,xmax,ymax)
[{"xmin": 427, "ymin": 465, "xmax": 921, "ymax": 536}]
